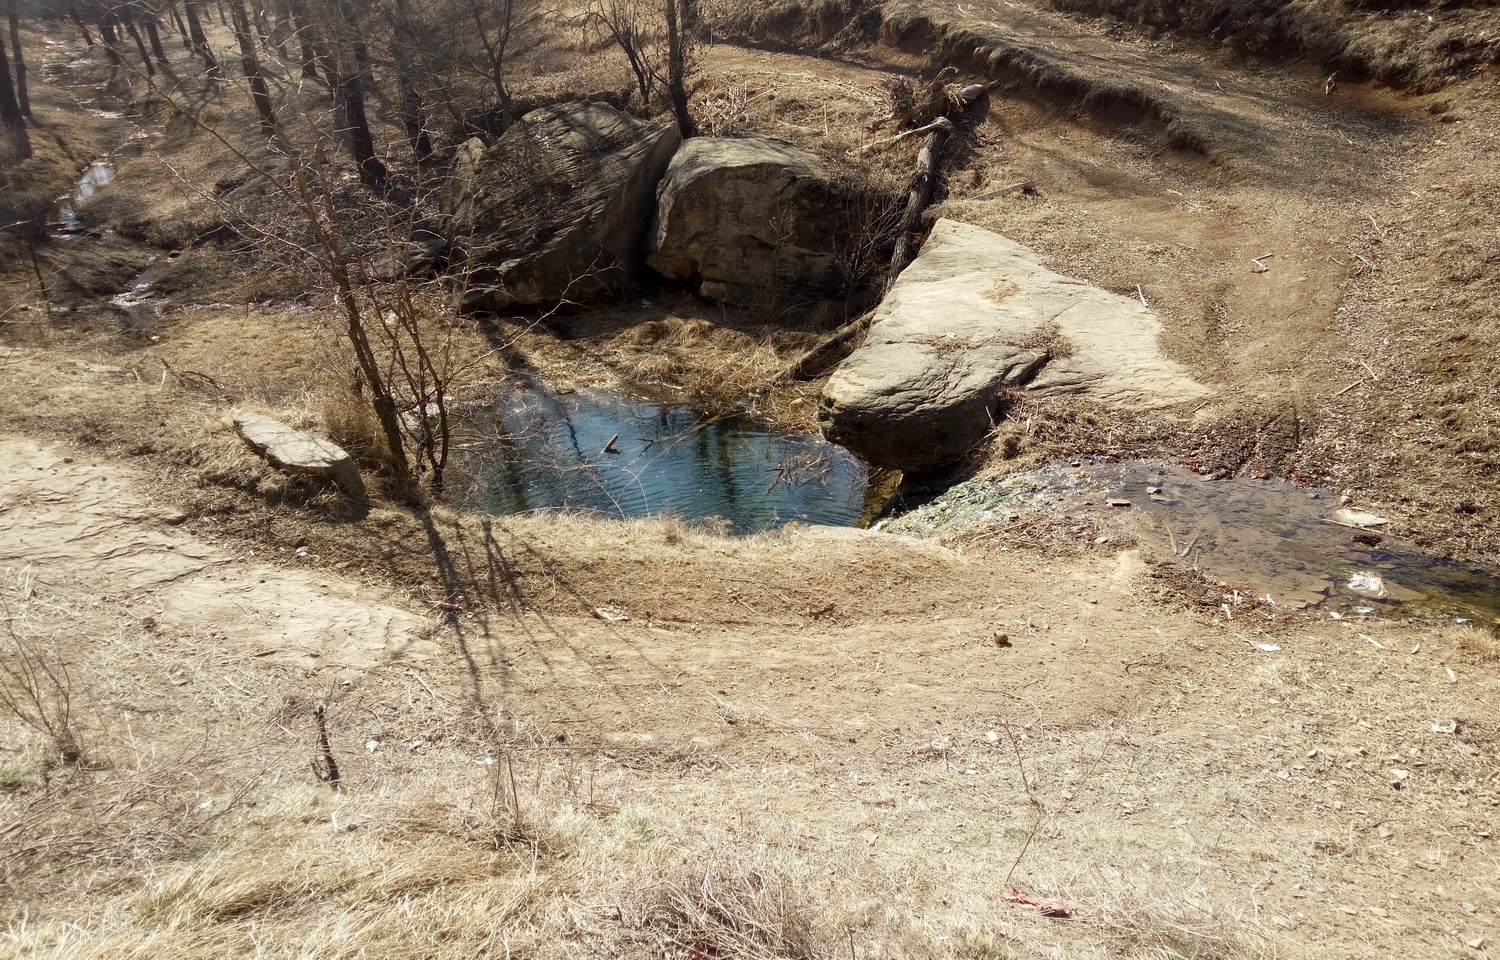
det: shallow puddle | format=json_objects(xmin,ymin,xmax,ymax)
[
  {"xmin": 453, "ymin": 383, "xmax": 869, "ymax": 532},
  {"xmin": 54, "ymin": 141, "xmax": 143, "ymax": 234},
  {"xmin": 889, "ymin": 459, "xmax": 1500, "ymax": 621}
]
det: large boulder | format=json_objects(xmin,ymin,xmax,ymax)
[
  {"xmin": 234, "ymin": 413, "xmax": 366, "ymax": 502},
  {"xmin": 647, "ymin": 136, "xmax": 856, "ymax": 306},
  {"xmin": 450, "ymin": 103, "xmax": 681, "ymax": 310},
  {"xmin": 820, "ymin": 219, "xmax": 1210, "ymax": 470}
]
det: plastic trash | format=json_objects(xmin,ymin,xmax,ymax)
[
  {"xmin": 1347, "ymin": 574, "xmax": 1388, "ymax": 600},
  {"xmin": 1001, "ymin": 888, "xmax": 1076, "ymax": 918}
]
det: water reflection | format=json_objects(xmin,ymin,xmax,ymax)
[{"xmin": 454, "ymin": 384, "xmax": 868, "ymax": 532}]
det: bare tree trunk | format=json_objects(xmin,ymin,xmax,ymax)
[
  {"xmin": 120, "ymin": 10, "xmax": 157, "ymax": 76},
  {"xmin": 98, "ymin": 14, "xmax": 123, "ymax": 66},
  {"xmin": 167, "ymin": 2, "xmax": 192, "ymax": 49},
  {"xmin": 0, "ymin": 20, "xmax": 28, "ymax": 159},
  {"xmin": 183, "ymin": 1, "xmax": 222, "ymax": 78},
  {"xmin": 228, "ymin": 0, "xmax": 276, "ymax": 133},
  {"xmin": 282, "ymin": 0, "xmax": 319, "ymax": 78},
  {"xmin": 263, "ymin": 0, "xmax": 292, "ymax": 62},
  {"xmin": 329, "ymin": 0, "xmax": 386, "ymax": 188},
  {"xmin": 887, "ymin": 118, "xmax": 951, "ymax": 290},
  {"xmin": 390, "ymin": 0, "xmax": 431, "ymax": 164},
  {"xmin": 664, "ymin": 0, "xmax": 692, "ymax": 137},
  {"xmin": 68, "ymin": 4, "xmax": 95, "ymax": 45},
  {"xmin": 4, "ymin": 0, "xmax": 29, "ymax": 118},
  {"xmin": 143, "ymin": 16, "xmax": 171, "ymax": 68}
]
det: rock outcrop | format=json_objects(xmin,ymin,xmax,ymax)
[
  {"xmin": 647, "ymin": 136, "xmax": 854, "ymax": 306},
  {"xmin": 234, "ymin": 413, "xmax": 367, "ymax": 501},
  {"xmin": 450, "ymin": 103, "xmax": 681, "ymax": 310},
  {"xmin": 820, "ymin": 219, "xmax": 1210, "ymax": 470}
]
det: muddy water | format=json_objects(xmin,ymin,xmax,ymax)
[
  {"xmin": 889, "ymin": 459, "xmax": 1500, "ymax": 621},
  {"xmin": 453, "ymin": 383, "xmax": 869, "ymax": 532}
]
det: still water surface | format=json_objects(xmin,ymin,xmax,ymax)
[{"xmin": 454, "ymin": 384, "xmax": 868, "ymax": 532}]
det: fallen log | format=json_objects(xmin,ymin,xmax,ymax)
[
  {"xmin": 886, "ymin": 117, "xmax": 953, "ymax": 291},
  {"xmin": 780, "ymin": 310, "xmax": 876, "ymax": 382}
]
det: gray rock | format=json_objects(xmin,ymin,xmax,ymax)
[
  {"xmin": 820, "ymin": 219, "xmax": 1210, "ymax": 470},
  {"xmin": 370, "ymin": 233, "xmax": 448, "ymax": 282},
  {"xmin": 234, "ymin": 413, "xmax": 366, "ymax": 502},
  {"xmin": 450, "ymin": 103, "xmax": 681, "ymax": 310},
  {"xmin": 647, "ymin": 136, "xmax": 856, "ymax": 306}
]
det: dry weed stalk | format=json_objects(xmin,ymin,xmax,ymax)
[
  {"xmin": 0, "ymin": 602, "xmax": 83, "ymax": 767},
  {"xmin": 642, "ymin": 857, "xmax": 822, "ymax": 960}
]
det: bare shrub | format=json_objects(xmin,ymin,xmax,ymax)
[
  {"xmin": 0, "ymin": 605, "xmax": 83, "ymax": 767},
  {"xmin": 638, "ymin": 857, "xmax": 824, "ymax": 960}
]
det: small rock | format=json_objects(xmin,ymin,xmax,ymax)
[
  {"xmin": 234, "ymin": 413, "xmax": 366, "ymax": 502},
  {"xmin": 1332, "ymin": 508, "xmax": 1391, "ymax": 528}
]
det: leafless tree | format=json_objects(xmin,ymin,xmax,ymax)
[
  {"xmin": 0, "ymin": 6, "xmax": 26, "ymax": 159},
  {"xmin": 4, "ymin": 0, "xmax": 29, "ymax": 118},
  {"xmin": 585, "ymin": 0, "xmax": 696, "ymax": 132}
]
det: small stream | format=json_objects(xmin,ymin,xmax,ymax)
[
  {"xmin": 51, "ymin": 138, "xmax": 165, "ymax": 334},
  {"xmin": 452, "ymin": 382, "xmax": 870, "ymax": 532}
]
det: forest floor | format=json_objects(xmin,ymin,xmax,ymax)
[{"xmin": 1, "ymin": 8, "xmax": 1498, "ymax": 960}]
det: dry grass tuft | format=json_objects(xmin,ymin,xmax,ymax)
[
  {"xmin": 321, "ymin": 383, "xmax": 383, "ymax": 464},
  {"xmin": 636, "ymin": 856, "xmax": 825, "ymax": 960},
  {"xmin": 1458, "ymin": 623, "xmax": 1500, "ymax": 662}
]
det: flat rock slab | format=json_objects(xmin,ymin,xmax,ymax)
[
  {"xmin": 453, "ymin": 102, "xmax": 681, "ymax": 310},
  {"xmin": 234, "ymin": 412, "xmax": 366, "ymax": 501},
  {"xmin": 648, "ymin": 135, "xmax": 855, "ymax": 306},
  {"xmin": 820, "ymin": 219, "xmax": 1210, "ymax": 469}
]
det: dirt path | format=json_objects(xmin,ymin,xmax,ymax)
[{"xmin": 0, "ymin": 436, "xmax": 436, "ymax": 672}]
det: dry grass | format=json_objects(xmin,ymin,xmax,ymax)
[
  {"xmin": 4, "ymin": 20, "xmax": 1500, "ymax": 960},
  {"xmin": 1459, "ymin": 624, "xmax": 1500, "ymax": 663},
  {"xmin": 2, "ymin": 425, "xmax": 1497, "ymax": 959}
]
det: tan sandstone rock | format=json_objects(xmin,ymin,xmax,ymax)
[
  {"xmin": 234, "ymin": 412, "xmax": 366, "ymax": 502},
  {"xmin": 647, "ymin": 135, "xmax": 857, "ymax": 306},
  {"xmin": 820, "ymin": 219, "xmax": 1210, "ymax": 469}
]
